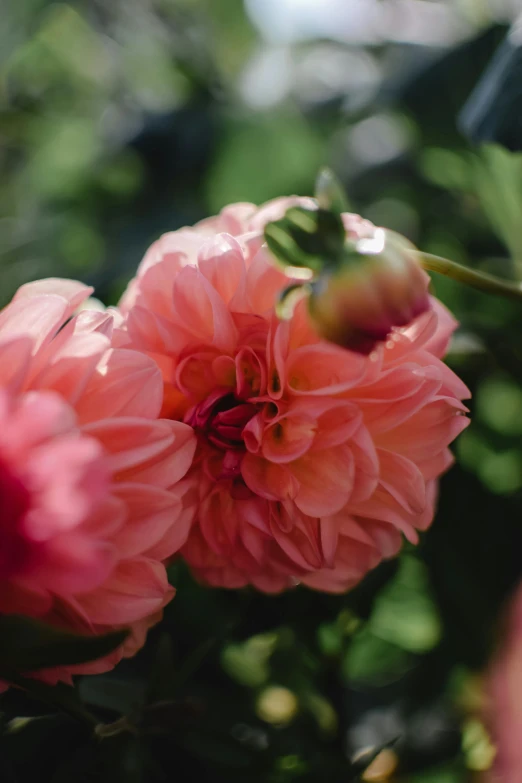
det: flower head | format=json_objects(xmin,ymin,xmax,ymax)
[
  {"xmin": 119, "ymin": 197, "xmax": 469, "ymax": 593},
  {"xmin": 308, "ymin": 226, "xmax": 431, "ymax": 354},
  {"xmin": 0, "ymin": 279, "xmax": 196, "ymax": 682}
]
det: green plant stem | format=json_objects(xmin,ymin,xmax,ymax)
[{"xmin": 418, "ymin": 252, "xmax": 522, "ymax": 301}]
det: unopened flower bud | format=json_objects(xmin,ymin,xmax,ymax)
[{"xmin": 308, "ymin": 227, "xmax": 430, "ymax": 354}]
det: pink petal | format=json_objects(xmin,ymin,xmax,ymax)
[
  {"xmin": 113, "ymin": 483, "xmax": 182, "ymax": 558},
  {"xmin": 417, "ymin": 448, "xmax": 454, "ymax": 480},
  {"xmin": 375, "ymin": 398, "xmax": 469, "ymax": 460},
  {"xmin": 352, "ymin": 489, "xmax": 421, "ymax": 544},
  {"xmin": 319, "ymin": 515, "xmax": 340, "ymax": 568},
  {"xmin": 199, "ymin": 489, "xmax": 239, "ymax": 556},
  {"xmin": 198, "ymin": 233, "xmax": 246, "ymax": 304},
  {"xmin": 269, "ymin": 511, "xmax": 323, "ymax": 571},
  {"xmin": 349, "ymin": 425, "xmax": 380, "ymax": 503},
  {"xmin": 306, "ymin": 398, "xmax": 362, "ymax": 451},
  {"xmin": 0, "ymin": 295, "xmax": 70, "ymax": 354},
  {"xmin": 354, "ymin": 365, "xmax": 443, "ymax": 433},
  {"xmin": 285, "ymin": 343, "xmax": 369, "ymax": 396},
  {"xmin": 235, "ymin": 346, "xmax": 267, "ymax": 398},
  {"xmin": 24, "ymin": 435, "xmax": 109, "ymax": 536},
  {"xmin": 36, "ymin": 533, "xmax": 116, "ymax": 594},
  {"xmin": 30, "ymin": 332, "xmax": 109, "ymax": 405},
  {"xmin": 84, "ymin": 418, "xmax": 196, "ymax": 488},
  {"xmin": 127, "ymin": 304, "xmax": 191, "ymax": 356},
  {"xmin": 239, "ymin": 523, "xmax": 267, "ymax": 564},
  {"xmin": 76, "ymin": 557, "xmax": 172, "ymax": 624},
  {"xmin": 0, "ymin": 337, "xmax": 33, "ymax": 392},
  {"xmin": 377, "ymin": 449, "xmax": 426, "ymax": 514},
  {"xmin": 176, "ymin": 350, "xmax": 224, "ymax": 401},
  {"xmin": 3, "ymin": 390, "xmax": 77, "ymax": 456},
  {"xmin": 242, "ymin": 453, "xmax": 300, "ymax": 502},
  {"xmin": 72, "ymin": 308, "xmax": 115, "ymax": 337},
  {"xmin": 172, "ymin": 266, "xmax": 238, "ymax": 352},
  {"xmin": 291, "ymin": 444, "xmax": 355, "ymax": 516},
  {"xmin": 243, "ymin": 249, "xmax": 288, "ymax": 314},
  {"xmin": 75, "ymin": 348, "xmax": 164, "ymax": 423},
  {"xmin": 13, "ymin": 278, "xmax": 93, "ymax": 312},
  {"xmin": 145, "ymin": 495, "xmax": 195, "ymax": 560},
  {"xmin": 422, "ymin": 297, "xmax": 459, "ymax": 358},
  {"xmin": 261, "ymin": 414, "xmax": 316, "ymax": 463}
]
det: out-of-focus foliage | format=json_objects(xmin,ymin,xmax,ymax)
[{"xmin": 1, "ymin": 1, "xmax": 522, "ymax": 781}]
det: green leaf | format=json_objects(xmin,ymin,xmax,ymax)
[
  {"xmin": 0, "ymin": 615, "xmax": 128, "ymax": 674},
  {"xmin": 343, "ymin": 628, "xmax": 412, "ymax": 685},
  {"xmin": 315, "ymin": 167, "xmax": 350, "ymax": 214},
  {"xmin": 264, "ymin": 207, "xmax": 346, "ymax": 273},
  {"xmin": 369, "ymin": 555, "xmax": 441, "ymax": 654}
]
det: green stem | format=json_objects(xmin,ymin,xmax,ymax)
[{"xmin": 418, "ymin": 252, "xmax": 522, "ymax": 301}]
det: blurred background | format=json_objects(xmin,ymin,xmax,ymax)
[{"xmin": 2, "ymin": 1, "xmax": 522, "ymax": 781}]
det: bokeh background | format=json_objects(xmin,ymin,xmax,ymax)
[{"xmin": 2, "ymin": 1, "xmax": 522, "ymax": 781}]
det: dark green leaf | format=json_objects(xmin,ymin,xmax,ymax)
[
  {"xmin": 264, "ymin": 207, "xmax": 346, "ymax": 273},
  {"xmin": 0, "ymin": 615, "xmax": 128, "ymax": 674}
]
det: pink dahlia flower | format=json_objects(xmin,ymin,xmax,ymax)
[
  {"xmin": 486, "ymin": 583, "xmax": 522, "ymax": 782},
  {"xmin": 119, "ymin": 197, "xmax": 470, "ymax": 593},
  {"xmin": 0, "ymin": 279, "xmax": 196, "ymax": 682}
]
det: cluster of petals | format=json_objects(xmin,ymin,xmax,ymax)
[
  {"xmin": 0, "ymin": 279, "xmax": 195, "ymax": 682},
  {"xmin": 118, "ymin": 197, "xmax": 470, "ymax": 593}
]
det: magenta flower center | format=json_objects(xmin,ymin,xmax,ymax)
[
  {"xmin": 184, "ymin": 389, "xmax": 258, "ymax": 481},
  {"xmin": 0, "ymin": 458, "xmax": 33, "ymax": 580}
]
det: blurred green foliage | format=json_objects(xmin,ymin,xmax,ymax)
[{"xmin": 1, "ymin": 1, "xmax": 521, "ymax": 781}]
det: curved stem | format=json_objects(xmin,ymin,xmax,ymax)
[{"xmin": 418, "ymin": 252, "xmax": 522, "ymax": 302}]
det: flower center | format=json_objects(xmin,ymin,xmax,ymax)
[
  {"xmin": 0, "ymin": 458, "xmax": 33, "ymax": 580},
  {"xmin": 184, "ymin": 389, "xmax": 258, "ymax": 483},
  {"xmin": 185, "ymin": 390, "xmax": 257, "ymax": 450}
]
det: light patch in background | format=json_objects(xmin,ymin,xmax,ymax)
[
  {"xmin": 346, "ymin": 113, "xmax": 413, "ymax": 167},
  {"xmin": 238, "ymin": 47, "xmax": 294, "ymax": 108},
  {"xmin": 245, "ymin": 0, "xmax": 471, "ymax": 47},
  {"xmin": 239, "ymin": 44, "xmax": 381, "ymax": 111},
  {"xmin": 295, "ymin": 46, "xmax": 380, "ymax": 108}
]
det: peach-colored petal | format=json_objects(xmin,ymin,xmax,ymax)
[
  {"xmin": 269, "ymin": 509, "xmax": 323, "ymax": 571},
  {"xmin": 29, "ymin": 332, "xmax": 109, "ymax": 405},
  {"xmin": 198, "ymin": 234, "xmax": 246, "ymax": 305},
  {"xmin": 261, "ymin": 414, "xmax": 317, "ymax": 463},
  {"xmin": 377, "ymin": 449, "xmax": 426, "ymax": 514},
  {"xmin": 286, "ymin": 343, "xmax": 369, "ymax": 395},
  {"xmin": 127, "ymin": 304, "xmax": 192, "ymax": 356},
  {"xmin": 291, "ymin": 445, "xmax": 355, "ymax": 517},
  {"xmin": 0, "ymin": 337, "xmax": 32, "ymax": 391},
  {"xmin": 0, "ymin": 295, "xmax": 70, "ymax": 353},
  {"xmin": 84, "ymin": 418, "xmax": 196, "ymax": 488},
  {"xmin": 422, "ymin": 297, "xmax": 459, "ymax": 358},
  {"xmin": 35, "ymin": 534, "xmax": 116, "ymax": 594},
  {"xmin": 75, "ymin": 348, "xmax": 163, "ymax": 423},
  {"xmin": 242, "ymin": 453, "xmax": 299, "ymax": 501},
  {"xmin": 112, "ymin": 484, "xmax": 181, "ymax": 558},
  {"xmin": 77, "ymin": 558, "xmax": 171, "ymax": 624},
  {"xmin": 13, "ymin": 278, "xmax": 93, "ymax": 311},
  {"xmin": 172, "ymin": 265, "xmax": 238, "ymax": 352}
]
